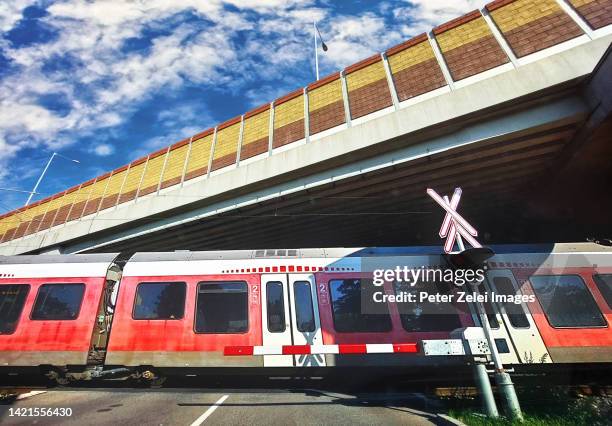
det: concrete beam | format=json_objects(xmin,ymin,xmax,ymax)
[{"xmin": 66, "ymin": 97, "xmax": 587, "ymax": 253}]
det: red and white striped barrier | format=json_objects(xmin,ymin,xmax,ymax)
[{"xmin": 224, "ymin": 343, "xmax": 418, "ymax": 356}]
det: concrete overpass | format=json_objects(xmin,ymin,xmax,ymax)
[{"xmin": 1, "ymin": 0, "xmax": 611, "ymax": 256}]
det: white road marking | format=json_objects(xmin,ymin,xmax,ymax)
[
  {"xmin": 16, "ymin": 390, "xmax": 47, "ymax": 400},
  {"xmin": 189, "ymin": 394, "xmax": 229, "ymax": 426}
]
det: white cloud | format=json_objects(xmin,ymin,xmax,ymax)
[
  {"xmin": 129, "ymin": 135, "xmax": 171, "ymax": 161},
  {"xmin": 0, "ymin": 136, "xmax": 19, "ymax": 183},
  {"xmin": 0, "ymin": 1, "xmax": 251, "ymax": 187},
  {"xmin": 96, "ymin": 25, "xmax": 233, "ymax": 107},
  {"xmin": 395, "ymin": 0, "xmax": 489, "ymax": 33},
  {"xmin": 130, "ymin": 106, "xmax": 208, "ymax": 160},
  {"xmin": 0, "ymin": 0, "xmax": 37, "ymax": 32},
  {"xmin": 225, "ymin": 0, "xmax": 314, "ymax": 10},
  {"xmin": 0, "ymin": 0, "xmax": 272, "ymax": 141},
  {"xmin": 91, "ymin": 143, "xmax": 115, "ymax": 157},
  {"xmin": 0, "ymin": 136, "xmax": 19, "ymax": 157},
  {"xmin": 48, "ymin": 0, "xmax": 145, "ymax": 27},
  {"xmin": 318, "ymin": 13, "xmax": 401, "ymax": 69},
  {"xmin": 0, "ymin": 102, "xmax": 64, "ymax": 134},
  {"xmin": 157, "ymin": 104, "xmax": 212, "ymax": 132}
]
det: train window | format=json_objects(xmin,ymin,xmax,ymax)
[
  {"xmin": 266, "ymin": 282, "xmax": 286, "ymax": 333},
  {"xmin": 492, "ymin": 277, "xmax": 530, "ymax": 329},
  {"xmin": 530, "ymin": 275, "xmax": 606, "ymax": 328},
  {"xmin": 195, "ymin": 281, "xmax": 248, "ymax": 333},
  {"xmin": 133, "ymin": 282, "xmax": 186, "ymax": 320},
  {"xmin": 329, "ymin": 279, "xmax": 391, "ymax": 333},
  {"xmin": 495, "ymin": 338, "xmax": 511, "ymax": 354},
  {"xmin": 593, "ymin": 275, "xmax": 612, "ymax": 309},
  {"xmin": 393, "ymin": 281, "xmax": 462, "ymax": 332},
  {"xmin": 294, "ymin": 281, "xmax": 315, "ymax": 332},
  {"xmin": 31, "ymin": 283, "xmax": 85, "ymax": 320},
  {"xmin": 0, "ymin": 284, "xmax": 29, "ymax": 334}
]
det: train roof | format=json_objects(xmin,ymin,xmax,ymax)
[
  {"xmin": 127, "ymin": 242, "xmax": 612, "ymax": 263},
  {"xmin": 0, "ymin": 253, "xmax": 119, "ymax": 265},
  {"xmin": 0, "ymin": 253, "xmax": 119, "ymax": 279}
]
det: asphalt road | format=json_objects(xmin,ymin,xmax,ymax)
[{"xmin": 0, "ymin": 386, "xmax": 446, "ymax": 425}]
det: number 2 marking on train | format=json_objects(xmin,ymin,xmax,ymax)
[
  {"xmin": 251, "ymin": 284, "xmax": 259, "ymax": 304},
  {"xmin": 318, "ymin": 283, "xmax": 329, "ymax": 305}
]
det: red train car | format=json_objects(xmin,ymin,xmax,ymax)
[
  {"xmin": 0, "ymin": 254, "xmax": 119, "ymax": 374},
  {"xmin": 1, "ymin": 243, "xmax": 611, "ymax": 385}
]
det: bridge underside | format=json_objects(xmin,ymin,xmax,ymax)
[{"xmin": 86, "ymin": 109, "xmax": 612, "ymax": 255}]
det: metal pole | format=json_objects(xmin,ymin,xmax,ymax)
[
  {"xmin": 456, "ymin": 234, "xmax": 465, "ymax": 252},
  {"xmin": 314, "ymin": 21, "xmax": 319, "ymax": 81},
  {"xmin": 473, "ymin": 283, "xmax": 523, "ymax": 420},
  {"xmin": 474, "ymin": 362, "xmax": 499, "ymax": 418},
  {"xmin": 495, "ymin": 370, "xmax": 523, "ymax": 420},
  {"xmin": 443, "ymin": 196, "xmax": 522, "ymax": 419},
  {"xmin": 448, "ymin": 193, "xmax": 498, "ymax": 416},
  {"xmin": 26, "ymin": 153, "xmax": 57, "ymax": 206}
]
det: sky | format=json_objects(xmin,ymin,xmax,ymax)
[{"xmin": 0, "ymin": 0, "xmax": 488, "ymax": 212}]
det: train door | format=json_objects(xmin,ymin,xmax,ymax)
[
  {"xmin": 472, "ymin": 277, "xmax": 520, "ymax": 365},
  {"xmin": 288, "ymin": 274, "xmax": 325, "ymax": 367},
  {"xmin": 261, "ymin": 274, "xmax": 325, "ymax": 367},
  {"xmin": 486, "ymin": 269, "xmax": 550, "ymax": 364}
]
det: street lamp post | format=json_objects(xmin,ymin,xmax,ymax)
[
  {"xmin": 25, "ymin": 152, "xmax": 80, "ymax": 206},
  {"xmin": 313, "ymin": 21, "xmax": 328, "ymax": 81}
]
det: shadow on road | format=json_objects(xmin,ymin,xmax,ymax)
[{"xmin": 176, "ymin": 388, "xmax": 444, "ymax": 422}]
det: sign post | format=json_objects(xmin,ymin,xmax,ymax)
[{"xmin": 428, "ymin": 188, "xmax": 523, "ymax": 420}]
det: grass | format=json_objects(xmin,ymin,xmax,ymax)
[
  {"xmin": 446, "ymin": 386, "xmax": 611, "ymax": 426},
  {"xmin": 449, "ymin": 409, "xmax": 597, "ymax": 426}
]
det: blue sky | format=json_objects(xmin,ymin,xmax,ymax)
[{"xmin": 0, "ymin": 0, "xmax": 487, "ymax": 212}]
